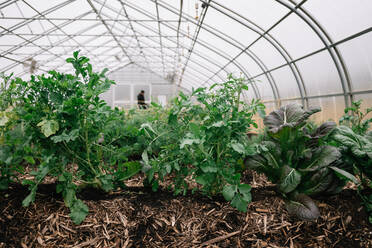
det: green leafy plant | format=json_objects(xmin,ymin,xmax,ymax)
[
  {"xmin": 103, "ymin": 106, "xmax": 168, "ymax": 162},
  {"xmin": 142, "ymin": 75, "xmax": 265, "ymax": 212},
  {"xmin": 339, "ymin": 100, "xmax": 372, "ymax": 135},
  {"xmin": 245, "ymin": 104, "xmax": 351, "ymax": 220},
  {"xmin": 0, "ymin": 74, "xmax": 33, "ymax": 190},
  {"xmin": 332, "ymin": 125, "xmax": 372, "ymax": 222},
  {"xmin": 3, "ymin": 51, "xmax": 141, "ymax": 224}
]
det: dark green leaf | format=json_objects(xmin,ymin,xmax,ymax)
[
  {"xmin": 278, "ymin": 165, "xmax": 301, "ymax": 194},
  {"xmin": 286, "ymin": 194, "xmax": 320, "ymax": 220},
  {"xmin": 264, "ymin": 104, "xmax": 320, "ymax": 133},
  {"xmin": 330, "ymin": 166, "xmax": 359, "ymax": 184}
]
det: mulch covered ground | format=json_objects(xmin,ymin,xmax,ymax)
[{"xmin": 0, "ymin": 172, "xmax": 371, "ymax": 248}]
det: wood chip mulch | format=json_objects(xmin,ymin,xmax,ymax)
[{"xmin": 0, "ymin": 172, "xmax": 371, "ymax": 248}]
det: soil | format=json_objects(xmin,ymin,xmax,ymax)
[{"xmin": 0, "ymin": 172, "xmax": 371, "ymax": 248}]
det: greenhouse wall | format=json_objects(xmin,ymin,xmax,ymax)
[{"xmin": 101, "ymin": 63, "xmax": 178, "ymax": 109}]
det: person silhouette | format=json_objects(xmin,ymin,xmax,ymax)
[{"xmin": 137, "ymin": 90, "xmax": 147, "ymax": 109}]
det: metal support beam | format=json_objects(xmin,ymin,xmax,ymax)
[
  {"xmin": 154, "ymin": 0, "xmax": 165, "ymax": 78},
  {"xmin": 86, "ymin": 0, "xmax": 133, "ymax": 63},
  {"xmin": 22, "ymin": 0, "xmax": 111, "ymax": 69},
  {"xmin": 152, "ymin": 0, "xmax": 262, "ymax": 97},
  {"xmin": 0, "ymin": 11, "xmax": 97, "ymax": 71},
  {"xmin": 244, "ymin": 26, "xmax": 372, "ymax": 83},
  {"xmin": 178, "ymin": 0, "xmax": 210, "ymax": 87},
  {"xmin": 276, "ymin": 0, "xmax": 351, "ymax": 107},
  {"xmin": 117, "ymin": 0, "xmax": 150, "ymax": 68},
  {"xmin": 199, "ymin": 0, "xmax": 308, "ymax": 108},
  {"xmin": 0, "ymin": 0, "xmax": 75, "ymax": 35},
  {"xmin": 112, "ymin": 0, "xmax": 260, "ymax": 98},
  {"xmin": 94, "ymin": 0, "xmax": 230, "ymax": 82},
  {"xmin": 0, "ymin": 16, "xmax": 181, "ymax": 22}
]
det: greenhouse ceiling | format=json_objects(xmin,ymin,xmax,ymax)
[{"xmin": 1, "ymin": 0, "xmax": 372, "ymax": 108}]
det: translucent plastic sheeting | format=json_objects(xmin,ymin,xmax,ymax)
[
  {"xmin": 115, "ymin": 85, "xmax": 131, "ymax": 101},
  {"xmin": 254, "ymin": 75, "xmax": 277, "ymax": 102},
  {"xmin": 199, "ymin": 7, "xmax": 260, "ymax": 51},
  {"xmin": 300, "ymin": 0, "xmax": 372, "ymax": 41},
  {"xmin": 308, "ymin": 96, "xmax": 346, "ymax": 123},
  {"xmin": 296, "ymin": 51, "xmax": 343, "ymax": 97},
  {"xmin": 355, "ymin": 93, "xmax": 372, "ymax": 113},
  {"xmin": 338, "ymin": 32, "xmax": 372, "ymax": 92},
  {"xmin": 213, "ymin": 0, "xmax": 288, "ymax": 31},
  {"xmin": 269, "ymin": 13, "xmax": 324, "ymax": 59},
  {"xmin": 270, "ymin": 66, "xmax": 301, "ymax": 100}
]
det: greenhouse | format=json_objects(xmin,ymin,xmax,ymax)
[{"xmin": 1, "ymin": 0, "xmax": 372, "ymax": 247}]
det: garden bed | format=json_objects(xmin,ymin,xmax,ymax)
[{"xmin": 0, "ymin": 174, "xmax": 371, "ymax": 248}]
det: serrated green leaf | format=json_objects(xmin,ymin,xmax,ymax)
[
  {"xmin": 231, "ymin": 194, "xmax": 248, "ymax": 212},
  {"xmin": 173, "ymin": 162, "xmax": 180, "ymax": 171},
  {"xmin": 238, "ymin": 184, "xmax": 252, "ymax": 194},
  {"xmin": 241, "ymin": 192, "xmax": 252, "ymax": 203},
  {"xmin": 231, "ymin": 142, "xmax": 245, "ymax": 154},
  {"xmin": 222, "ymin": 185, "xmax": 236, "ymax": 201},
  {"xmin": 99, "ymin": 174, "xmax": 114, "ymax": 192},
  {"xmin": 180, "ymin": 138, "xmax": 200, "ymax": 149},
  {"xmin": 37, "ymin": 119, "xmax": 59, "ymax": 137},
  {"xmin": 70, "ymin": 199, "xmax": 88, "ymax": 225},
  {"xmin": 165, "ymin": 164, "xmax": 172, "ymax": 174},
  {"xmin": 195, "ymin": 175, "xmax": 207, "ymax": 185},
  {"xmin": 200, "ymin": 163, "xmax": 217, "ymax": 173},
  {"xmin": 51, "ymin": 129, "xmax": 79, "ymax": 143},
  {"xmin": 118, "ymin": 161, "xmax": 142, "ymax": 181},
  {"xmin": 0, "ymin": 113, "xmax": 9, "ymax": 126},
  {"xmin": 64, "ymin": 187, "xmax": 75, "ymax": 208}
]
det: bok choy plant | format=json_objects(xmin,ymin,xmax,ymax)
[
  {"xmin": 245, "ymin": 104, "xmax": 350, "ymax": 220},
  {"xmin": 332, "ymin": 125, "xmax": 372, "ymax": 223}
]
